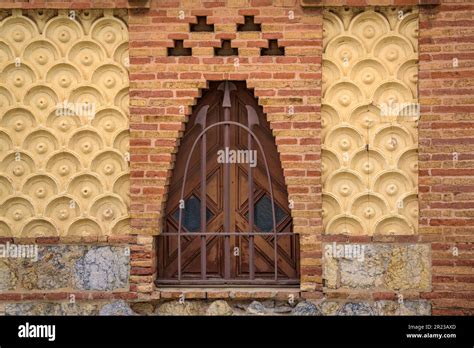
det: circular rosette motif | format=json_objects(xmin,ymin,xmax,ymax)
[
  {"xmin": 22, "ymin": 174, "xmax": 59, "ymax": 212},
  {"xmin": 349, "ymin": 104, "xmax": 382, "ymax": 134},
  {"xmin": 23, "ymin": 40, "xmax": 60, "ymax": 74},
  {"xmin": 322, "ymin": 193, "xmax": 342, "ymax": 229},
  {"xmin": 321, "ymin": 7, "xmax": 419, "ymax": 237},
  {"xmin": 23, "ymin": 129, "xmax": 59, "ymax": 166},
  {"xmin": 374, "ymin": 171, "xmax": 412, "ymax": 210},
  {"xmin": 1, "ymin": 152, "xmax": 35, "ymax": 186},
  {"xmin": 0, "ymin": 175, "xmax": 14, "ymax": 203},
  {"xmin": 0, "ymin": 220, "xmax": 12, "ymax": 237},
  {"xmin": 374, "ymin": 36, "xmax": 414, "ymax": 74},
  {"xmin": 397, "ymin": 12, "xmax": 419, "ymax": 52},
  {"xmin": 324, "ymin": 81, "xmax": 363, "ymax": 113},
  {"xmin": 45, "ymin": 109, "xmax": 82, "ymax": 143},
  {"xmin": 395, "ymin": 105, "xmax": 419, "ymax": 128},
  {"xmin": 68, "ymin": 41, "xmax": 106, "ymax": 76},
  {"xmin": 0, "ymin": 130, "xmax": 14, "ymax": 156},
  {"xmin": 326, "ymin": 215, "xmax": 364, "ymax": 235},
  {"xmin": 67, "ymin": 173, "xmax": 104, "ymax": 208},
  {"xmin": 350, "ymin": 193, "xmax": 388, "ymax": 231},
  {"xmin": 90, "ymin": 194, "xmax": 127, "ymax": 227},
  {"xmin": 91, "ymin": 150, "xmax": 128, "ymax": 187},
  {"xmin": 0, "ymin": 197, "xmax": 35, "ymax": 230},
  {"xmin": 68, "ymin": 129, "xmax": 104, "ymax": 165},
  {"xmin": 322, "ymin": 60, "xmax": 342, "ymax": 93},
  {"xmin": 45, "ymin": 63, "xmax": 82, "ymax": 98},
  {"xmin": 350, "ymin": 148, "xmax": 386, "ymax": 185},
  {"xmin": 322, "ymin": 11, "xmax": 343, "ymax": 50},
  {"xmin": 91, "ymin": 108, "xmax": 128, "ymax": 145},
  {"xmin": 115, "ymin": 87, "xmax": 129, "ymax": 114},
  {"xmin": 350, "ymin": 59, "xmax": 387, "ymax": 98},
  {"xmin": 0, "ymin": 87, "xmax": 14, "ymax": 109},
  {"xmin": 325, "ymin": 170, "xmax": 365, "ymax": 208},
  {"xmin": 113, "ymin": 129, "xmax": 130, "ymax": 155},
  {"xmin": 91, "ymin": 17, "xmax": 128, "ymax": 57},
  {"xmin": 0, "ymin": 16, "xmax": 38, "ymax": 54},
  {"xmin": 22, "ymin": 219, "xmax": 57, "ymax": 237},
  {"xmin": 113, "ymin": 173, "xmax": 130, "ymax": 206},
  {"xmin": 321, "ymin": 149, "xmax": 340, "ymax": 182},
  {"xmin": 349, "ymin": 11, "xmax": 389, "ymax": 52},
  {"xmin": 67, "ymin": 217, "xmax": 102, "ymax": 237},
  {"xmin": 374, "ymin": 82, "xmax": 414, "ymax": 119},
  {"xmin": 68, "ymin": 86, "xmax": 104, "ymax": 120},
  {"xmin": 45, "ymin": 151, "xmax": 82, "ymax": 186},
  {"xmin": 325, "ymin": 126, "xmax": 364, "ymax": 158},
  {"xmin": 113, "ymin": 42, "xmax": 130, "ymax": 70},
  {"xmin": 44, "ymin": 17, "xmax": 83, "ymax": 55},
  {"xmin": 92, "ymin": 64, "xmax": 127, "ymax": 102},
  {"xmin": 24, "ymin": 85, "xmax": 59, "ymax": 120},
  {"xmin": 397, "ymin": 59, "xmax": 418, "ymax": 100},
  {"xmin": 111, "ymin": 217, "xmax": 130, "ymax": 235},
  {"xmin": 321, "ymin": 104, "xmax": 341, "ymax": 140},
  {"xmin": 397, "ymin": 148, "xmax": 418, "ymax": 186},
  {"xmin": 399, "ymin": 193, "xmax": 418, "ymax": 229},
  {"xmin": 373, "ymin": 125, "xmax": 413, "ymax": 161},
  {"xmin": 1, "ymin": 108, "xmax": 37, "ymax": 144},
  {"xmin": 0, "ymin": 10, "xmax": 130, "ymax": 238},
  {"xmin": 374, "ymin": 215, "xmax": 413, "ymax": 235},
  {"xmin": 0, "ymin": 41, "xmax": 14, "ymax": 67},
  {"xmin": 325, "ymin": 36, "xmax": 364, "ymax": 72},
  {"xmin": 1, "ymin": 64, "xmax": 37, "ymax": 101},
  {"xmin": 45, "ymin": 196, "xmax": 81, "ymax": 234}
]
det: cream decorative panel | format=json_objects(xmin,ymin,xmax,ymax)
[
  {"xmin": 322, "ymin": 7, "xmax": 418, "ymax": 235},
  {"xmin": 0, "ymin": 9, "xmax": 130, "ymax": 237}
]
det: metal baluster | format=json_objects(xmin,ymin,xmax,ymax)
[
  {"xmin": 246, "ymin": 105, "xmax": 259, "ymax": 280},
  {"xmin": 196, "ymin": 106, "xmax": 209, "ymax": 280},
  {"xmin": 178, "ymin": 120, "xmax": 276, "ymax": 284}
]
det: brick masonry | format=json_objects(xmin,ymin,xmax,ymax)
[
  {"xmin": 127, "ymin": 0, "xmax": 322, "ymax": 294},
  {"xmin": 0, "ymin": 0, "xmax": 472, "ymax": 315},
  {"xmin": 418, "ymin": 2, "xmax": 474, "ymax": 315}
]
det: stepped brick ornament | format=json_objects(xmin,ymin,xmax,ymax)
[
  {"xmin": 0, "ymin": 9, "xmax": 130, "ymax": 237},
  {"xmin": 321, "ymin": 7, "xmax": 419, "ymax": 235}
]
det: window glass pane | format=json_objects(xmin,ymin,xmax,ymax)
[
  {"xmin": 172, "ymin": 195, "xmax": 213, "ymax": 232},
  {"xmin": 248, "ymin": 194, "xmax": 287, "ymax": 232}
]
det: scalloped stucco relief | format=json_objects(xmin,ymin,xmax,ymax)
[
  {"xmin": 0, "ymin": 9, "xmax": 130, "ymax": 237},
  {"xmin": 322, "ymin": 7, "xmax": 419, "ymax": 235}
]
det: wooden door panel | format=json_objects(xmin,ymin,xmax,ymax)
[
  {"xmin": 165, "ymin": 157, "xmax": 223, "ymax": 219},
  {"xmin": 161, "ymin": 235, "xmax": 224, "ymax": 279},
  {"xmin": 206, "ymin": 167, "xmax": 222, "ymax": 208},
  {"xmin": 234, "ymin": 214, "xmax": 298, "ymax": 278},
  {"xmin": 166, "ymin": 101, "xmax": 222, "ymax": 202},
  {"xmin": 235, "ymin": 165, "xmax": 289, "ymax": 220},
  {"xmin": 157, "ymin": 81, "xmax": 299, "ymax": 285}
]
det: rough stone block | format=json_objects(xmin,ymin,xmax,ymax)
[
  {"xmin": 74, "ymin": 247, "xmax": 130, "ymax": 291},
  {"xmin": 324, "ymin": 244, "xmax": 431, "ymax": 291},
  {"xmin": 99, "ymin": 300, "xmax": 136, "ymax": 316},
  {"xmin": 0, "ymin": 246, "xmax": 129, "ymax": 292},
  {"xmin": 5, "ymin": 300, "xmax": 136, "ymax": 316},
  {"xmin": 156, "ymin": 300, "xmax": 207, "ymax": 315}
]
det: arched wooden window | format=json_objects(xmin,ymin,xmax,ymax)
[{"xmin": 156, "ymin": 81, "xmax": 299, "ymax": 286}]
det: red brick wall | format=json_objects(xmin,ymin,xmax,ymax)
[
  {"xmin": 418, "ymin": 2, "xmax": 474, "ymax": 315},
  {"xmin": 128, "ymin": 1, "xmax": 323, "ymax": 294},
  {"xmin": 0, "ymin": 0, "xmax": 472, "ymax": 314}
]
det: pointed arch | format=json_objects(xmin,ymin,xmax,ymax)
[{"xmin": 157, "ymin": 81, "xmax": 300, "ymax": 285}]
